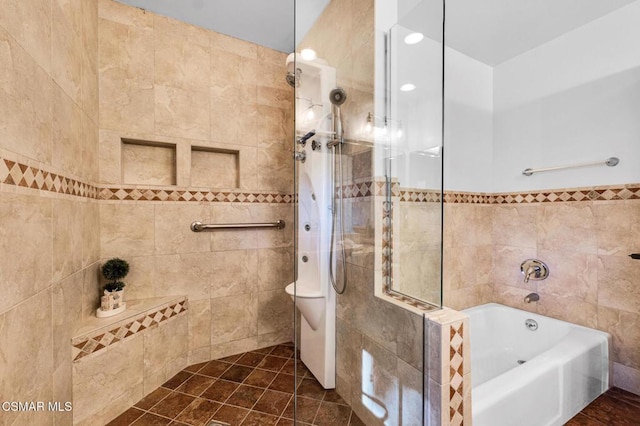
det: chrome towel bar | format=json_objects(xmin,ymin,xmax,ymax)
[
  {"xmin": 190, "ymin": 220, "xmax": 285, "ymax": 232},
  {"xmin": 522, "ymin": 157, "xmax": 619, "ymax": 176}
]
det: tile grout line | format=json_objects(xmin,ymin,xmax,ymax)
[
  {"xmin": 118, "ymin": 344, "xmax": 325, "ymax": 426},
  {"xmin": 276, "ymin": 392, "xmax": 295, "ymax": 425}
]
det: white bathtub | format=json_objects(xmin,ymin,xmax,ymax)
[{"xmin": 463, "ymin": 303, "xmax": 610, "ymax": 426}]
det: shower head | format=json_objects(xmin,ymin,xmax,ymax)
[
  {"xmin": 329, "ymin": 87, "xmax": 347, "ymax": 106},
  {"xmin": 286, "ymin": 68, "xmax": 301, "ymax": 88}
]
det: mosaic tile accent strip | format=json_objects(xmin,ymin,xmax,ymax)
[
  {"xmin": 399, "ymin": 189, "xmax": 441, "ymax": 203},
  {"xmin": 490, "ymin": 185, "xmax": 640, "ymax": 204},
  {"xmin": 376, "ymin": 179, "xmax": 640, "ymax": 204},
  {"xmin": 339, "ymin": 181, "xmax": 374, "ymax": 199},
  {"xmin": 0, "ymin": 157, "xmax": 99, "ymax": 199},
  {"xmin": 449, "ymin": 322, "xmax": 464, "ymax": 426},
  {"xmin": 99, "ymin": 187, "xmax": 292, "ymax": 203},
  {"xmin": 443, "ymin": 191, "xmax": 494, "ymax": 204},
  {"xmin": 443, "ymin": 184, "xmax": 640, "ymax": 204},
  {"xmin": 4, "ymin": 154, "xmax": 637, "ymax": 206},
  {"xmin": 381, "ymin": 200, "xmax": 393, "ymax": 287},
  {"xmin": 72, "ymin": 299, "xmax": 187, "ymax": 362},
  {"xmin": 0, "ymin": 156, "xmax": 292, "ymax": 204}
]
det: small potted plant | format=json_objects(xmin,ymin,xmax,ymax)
[{"xmin": 97, "ymin": 258, "xmax": 130, "ymax": 318}]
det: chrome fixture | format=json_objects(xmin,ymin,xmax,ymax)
[
  {"xmin": 521, "ymin": 259, "xmax": 549, "ymax": 283},
  {"xmin": 522, "ymin": 156, "xmax": 619, "ymax": 176},
  {"xmin": 524, "ymin": 293, "xmax": 540, "ymax": 303},
  {"xmin": 190, "ymin": 220, "xmax": 285, "ymax": 232},
  {"xmin": 326, "ymin": 138, "xmax": 342, "ymax": 148},
  {"xmin": 525, "ymin": 319, "xmax": 539, "ymax": 331},
  {"xmin": 294, "ymin": 150, "xmax": 306, "ymax": 163},
  {"xmin": 286, "ymin": 67, "xmax": 301, "ymax": 88},
  {"xmin": 297, "ymin": 130, "xmax": 316, "ymax": 146},
  {"xmin": 328, "ymin": 87, "xmax": 347, "ymax": 295},
  {"xmin": 329, "ymin": 87, "xmax": 347, "ymax": 142},
  {"xmin": 364, "ymin": 112, "xmax": 404, "ymax": 140}
]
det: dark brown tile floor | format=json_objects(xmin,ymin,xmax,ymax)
[
  {"xmin": 107, "ymin": 343, "xmax": 364, "ymax": 426},
  {"xmin": 565, "ymin": 387, "xmax": 640, "ymax": 425},
  {"xmin": 107, "ymin": 344, "xmax": 640, "ymax": 426}
]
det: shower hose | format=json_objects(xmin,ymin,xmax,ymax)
[{"xmin": 329, "ymin": 141, "xmax": 347, "ymax": 294}]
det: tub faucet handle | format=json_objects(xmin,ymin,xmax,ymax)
[
  {"xmin": 520, "ymin": 259, "xmax": 549, "ymax": 283},
  {"xmin": 524, "ymin": 265, "xmax": 539, "ymax": 283},
  {"xmin": 524, "ymin": 292, "xmax": 540, "ymax": 303}
]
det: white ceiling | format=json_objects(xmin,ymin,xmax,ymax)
[
  {"xmin": 117, "ymin": 0, "xmax": 636, "ymax": 65},
  {"xmin": 116, "ymin": 0, "xmax": 329, "ymax": 53},
  {"xmin": 402, "ymin": 0, "xmax": 636, "ymax": 66}
]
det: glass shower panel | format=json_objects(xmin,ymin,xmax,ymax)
[{"xmin": 385, "ymin": 0, "xmax": 444, "ymax": 307}]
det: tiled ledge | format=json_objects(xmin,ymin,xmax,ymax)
[{"xmin": 72, "ymin": 296, "xmax": 188, "ymax": 362}]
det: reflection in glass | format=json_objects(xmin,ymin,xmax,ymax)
[{"xmin": 384, "ymin": 0, "xmax": 444, "ymax": 307}]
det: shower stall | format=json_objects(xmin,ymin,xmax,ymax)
[{"xmin": 6, "ymin": 0, "xmax": 636, "ymax": 423}]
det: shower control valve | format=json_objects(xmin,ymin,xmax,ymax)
[
  {"xmin": 294, "ymin": 150, "xmax": 306, "ymax": 163},
  {"xmin": 297, "ymin": 130, "xmax": 316, "ymax": 147}
]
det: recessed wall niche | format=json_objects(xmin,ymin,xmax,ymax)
[
  {"xmin": 122, "ymin": 139, "xmax": 177, "ymax": 185},
  {"xmin": 190, "ymin": 147, "xmax": 240, "ymax": 188}
]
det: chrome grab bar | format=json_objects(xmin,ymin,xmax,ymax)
[
  {"xmin": 522, "ymin": 157, "xmax": 619, "ymax": 176},
  {"xmin": 190, "ymin": 220, "xmax": 285, "ymax": 232}
]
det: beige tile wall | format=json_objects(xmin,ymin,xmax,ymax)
[
  {"xmin": 96, "ymin": 0, "xmax": 295, "ymax": 370},
  {"xmin": 443, "ymin": 203, "xmax": 494, "ymax": 310},
  {"xmin": 443, "ymin": 196, "xmax": 640, "ymax": 395},
  {"xmin": 0, "ymin": 1, "xmax": 100, "ymax": 425},
  {"xmin": 0, "ymin": 0, "xmax": 295, "ymax": 423},
  {"xmin": 396, "ymin": 202, "xmax": 443, "ymax": 303}
]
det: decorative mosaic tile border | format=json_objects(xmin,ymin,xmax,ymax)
[
  {"xmin": 489, "ymin": 185, "xmax": 640, "ymax": 204},
  {"xmin": 72, "ymin": 298, "xmax": 187, "ymax": 362},
  {"xmin": 99, "ymin": 187, "xmax": 292, "ymax": 203},
  {"xmin": 5, "ymin": 156, "xmax": 638, "ymax": 205},
  {"xmin": 444, "ymin": 192, "xmax": 493, "ymax": 204},
  {"xmin": 381, "ymin": 200, "xmax": 392, "ymax": 286},
  {"xmin": 0, "ymin": 158, "xmax": 99, "ymax": 199},
  {"xmin": 449, "ymin": 322, "xmax": 464, "ymax": 426},
  {"xmin": 377, "ymin": 183, "xmax": 640, "ymax": 204},
  {"xmin": 394, "ymin": 185, "xmax": 640, "ymax": 204},
  {"xmin": 339, "ymin": 182, "xmax": 375, "ymax": 199},
  {"xmin": 0, "ymin": 156, "xmax": 291, "ymax": 204},
  {"xmin": 399, "ymin": 189, "xmax": 441, "ymax": 203},
  {"xmin": 441, "ymin": 187, "xmax": 640, "ymax": 204}
]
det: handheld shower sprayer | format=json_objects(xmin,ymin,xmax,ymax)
[
  {"xmin": 328, "ymin": 88, "xmax": 347, "ymax": 144},
  {"xmin": 328, "ymin": 87, "xmax": 348, "ymax": 295}
]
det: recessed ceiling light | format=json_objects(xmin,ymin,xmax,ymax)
[
  {"xmin": 400, "ymin": 83, "xmax": 416, "ymax": 92},
  {"xmin": 404, "ymin": 32, "xmax": 424, "ymax": 45},
  {"xmin": 300, "ymin": 48, "xmax": 317, "ymax": 61}
]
